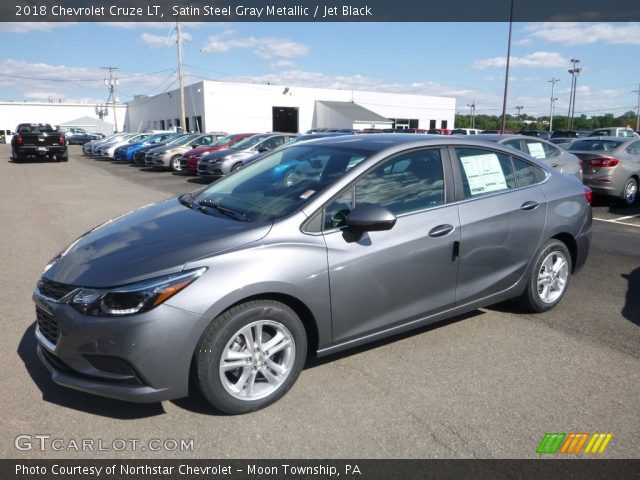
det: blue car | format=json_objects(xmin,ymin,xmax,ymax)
[{"xmin": 113, "ymin": 133, "xmax": 177, "ymax": 162}]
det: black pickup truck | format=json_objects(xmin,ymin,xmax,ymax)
[{"xmin": 10, "ymin": 123, "xmax": 68, "ymax": 162}]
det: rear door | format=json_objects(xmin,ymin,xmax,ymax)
[{"xmin": 450, "ymin": 146, "xmax": 547, "ymax": 303}]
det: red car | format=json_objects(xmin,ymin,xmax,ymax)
[{"xmin": 180, "ymin": 133, "xmax": 257, "ymax": 174}]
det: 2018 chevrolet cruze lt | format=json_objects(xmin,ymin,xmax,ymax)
[{"xmin": 33, "ymin": 135, "xmax": 592, "ymax": 414}]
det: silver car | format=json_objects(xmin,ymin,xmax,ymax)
[
  {"xmin": 479, "ymin": 134, "xmax": 583, "ymax": 181},
  {"xmin": 33, "ymin": 135, "xmax": 591, "ymax": 414},
  {"xmin": 567, "ymin": 137, "xmax": 640, "ymax": 207},
  {"xmin": 197, "ymin": 133, "xmax": 298, "ymax": 178},
  {"xmin": 144, "ymin": 133, "xmax": 224, "ymax": 171}
]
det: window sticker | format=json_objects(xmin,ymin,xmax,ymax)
[
  {"xmin": 459, "ymin": 153, "xmax": 507, "ymax": 195},
  {"xmin": 527, "ymin": 142, "xmax": 546, "ymax": 159}
]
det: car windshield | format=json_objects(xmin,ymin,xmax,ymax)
[
  {"xmin": 193, "ymin": 145, "xmax": 371, "ymax": 223},
  {"xmin": 231, "ymin": 134, "xmax": 273, "ymax": 150},
  {"xmin": 568, "ymin": 139, "xmax": 624, "ymax": 152}
]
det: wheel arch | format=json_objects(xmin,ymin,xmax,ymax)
[{"xmin": 551, "ymin": 232, "xmax": 578, "ymax": 273}]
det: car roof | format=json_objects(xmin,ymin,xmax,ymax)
[{"xmin": 298, "ymin": 133, "xmax": 533, "ymax": 153}]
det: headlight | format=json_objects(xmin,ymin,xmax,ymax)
[{"xmin": 67, "ymin": 268, "xmax": 206, "ymax": 316}]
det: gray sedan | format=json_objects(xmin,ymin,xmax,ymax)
[
  {"xmin": 197, "ymin": 133, "xmax": 298, "ymax": 178},
  {"xmin": 567, "ymin": 137, "xmax": 640, "ymax": 206},
  {"xmin": 144, "ymin": 133, "xmax": 225, "ymax": 171},
  {"xmin": 478, "ymin": 134, "xmax": 583, "ymax": 181},
  {"xmin": 33, "ymin": 135, "xmax": 591, "ymax": 414}
]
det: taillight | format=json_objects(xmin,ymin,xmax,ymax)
[
  {"xmin": 17, "ymin": 135, "xmax": 23, "ymax": 145},
  {"xmin": 589, "ymin": 157, "xmax": 619, "ymax": 167},
  {"xmin": 59, "ymin": 135, "xmax": 65, "ymax": 144},
  {"xmin": 584, "ymin": 186, "xmax": 593, "ymax": 204}
]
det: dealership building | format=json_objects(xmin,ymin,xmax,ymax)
[{"xmin": 123, "ymin": 80, "xmax": 456, "ymax": 134}]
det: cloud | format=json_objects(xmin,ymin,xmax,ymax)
[
  {"xmin": 140, "ymin": 31, "xmax": 192, "ymax": 48},
  {"xmin": 202, "ymin": 33, "xmax": 310, "ymax": 58},
  {"xmin": 523, "ymin": 22, "xmax": 640, "ymax": 46},
  {"xmin": 471, "ymin": 52, "xmax": 568, "ymax": 69},
  {"xmin": 0, "ymin": 22, "xmax": 76, "ymax": 33},
  {"xmin": 270, "ymin": 60, "xmax": 296, "ymax": 69}
]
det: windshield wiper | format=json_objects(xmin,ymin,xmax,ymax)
[{"xmin": 198, "ymin": 199, "xmax": 248, "ymax": 222}]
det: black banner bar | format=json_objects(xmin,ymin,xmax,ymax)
[
  {"xmin": 3, "ymin": 0, "xmax": 640, "ymax": 22},
  {"xmin": 4, "ymin": 459, "xmax": 640, "ymax": 480}
]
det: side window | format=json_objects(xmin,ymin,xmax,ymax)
[
  {"xmin": 455, "ymin": 148, "xmax": 515, "ymax": 199},
  {"xmin": 503, "ymin": 139, "xmax": 523, "ymax": 153},
  {"xmin": 512, "ymin": 157, "xmax": 537, "ymax": 187},
  {"xmin": 323, "ymin": 149, "xmax": 445, "ymax": 229},
  {"xmin": 625, "ymin": 142, "xmax": 640, "ymax": 156},
  {"xmin": 525, "ymin": 140, "xmax": 558, "ymax": 159}
]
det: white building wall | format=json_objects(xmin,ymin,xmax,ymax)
[
  {"xmin": 126, "ymin": 81, "xmax": 456, "ymax": 134},
  {"xmin": 0, "ymin": 102, "xmax": 124, "ymax": 135}
]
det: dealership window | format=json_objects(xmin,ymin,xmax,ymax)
[
  {"xmin": 429, "ymin": 120, "xmax": 436, "ymax": 129},
  {"xmin": 441, "ymin": 120, "xmax": 448, "ymax": 129},
  {"xmin": 159, "ymin": 120, "xmax": 165, "ymax": 130}
]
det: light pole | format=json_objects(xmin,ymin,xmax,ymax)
[
  {"xmin": 568, "ymin": 59, "xmax": 581, "ymax": 130},
  {"xmin": 633, "ymin": 83, "xmax": 640, "ymax": 132},
  {"xmin": 500, "ymin": 0, "xmax": 515, "ymax": 135},
  {"xmin": 467, "ymin": 100, "xmax": 476, "ymax": 129},
  {"xmin": 515, "ymin": 105, "xmax": 524, "ymax": 126},
  {"xmin": 548, "ymin": 78, "xmax": 560, "ymax": 132}
]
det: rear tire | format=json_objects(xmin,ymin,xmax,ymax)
[
  {"xmin": 11, "ymin": 148, "xmax": 24, "ymax": 162},
  {"xmin": 619, "ymin": 177, "xmax": 638, "ymax": 207},
  {"xmin": 195, "ymin": 300, "xmax": 307, "ymax": 414},
  {"xmin": 517, "ymin": 239, "xmax": 572, "ymax": 313}
]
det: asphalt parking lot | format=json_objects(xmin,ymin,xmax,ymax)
[{"xmin": 1, "ymin": 145, "xmax": 638, "ymax": 459}]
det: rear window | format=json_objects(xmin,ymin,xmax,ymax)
[{"xmin": 568, "ymin": 140, "xmax": 623, "ymax": 152}]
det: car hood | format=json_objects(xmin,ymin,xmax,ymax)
[
  {"xmin": 43, "ymin": 197, "xmax": 272, "ymax": 287},
  {"xmin": 184, "ymin": 145, "xmax": 225, "ymax": 158},
  {"xmin": 147, "ymin": 145, "xmax": 187, "ymax": 154}
]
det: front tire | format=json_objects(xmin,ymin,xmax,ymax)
[
  {"xmin": 195, "ymin": 300, "xmax": 307, "ymax": 414},
  {"xmin": 517, "ymin": 239, "xmax": 572, "ymax": 313},
  {"xmin": 170, "ymin": 155, "xmax": 182, "ymax": 172}
]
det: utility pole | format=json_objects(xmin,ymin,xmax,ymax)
[
  {"xmin": 467, "ymin": 100, "xmax": 476, "ymax": 129},
  {"xmin": 500, "ymin": 0, "xmax": 515, "ymax": 135},
  {"xmin": 633, "ymin": 83, "xmax": 640, "ymax": 132},
  {"xmin": 567, "ymin": 59, "xmax": 581, "ymax": 130},
  {"xmin": 515, "ymin": 105, "xmax": 524, "ymax": 126},
  {"xmin": 176, "ymin": 22, "xmax": 187, "ymax": 132},
  {"xmin": 548, "ymin": 77, "xmax": 560, "ymax": 132},
  {"xmin": 102, "ymin": 67, "xmax": 118, "ymax": 132}
]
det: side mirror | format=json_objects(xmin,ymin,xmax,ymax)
[
  {"xmin": 346, "ymin": 203, "xmax": 396, "ymax": 232},
  {"xmin": 258, "ymin": 146, "xmax": 270, "ymax": 153}
]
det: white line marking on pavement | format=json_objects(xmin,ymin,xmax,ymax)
[
  {"xmin": 614, "ymin": 213, "xmax": 640, "ymax": 221},
  {"xmin": 594, "ymin": 217, "xmax": 640, "ymax": 228}
]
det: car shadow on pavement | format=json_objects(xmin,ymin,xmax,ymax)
[
  {"xmin": 622, "ymin": 267, "xmax": 640, "ymax": 327},
  {"xmin": 18, "ymin": 323, "xmax": 166, "ymax": 419},
  {"xmin": 172, "ymin": 310, "xmax": 483, "ymax": 416}
]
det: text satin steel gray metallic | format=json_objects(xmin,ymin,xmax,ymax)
[{"xmin": 33, "ymin": 135, "xmax": 592, "ymax": 414}]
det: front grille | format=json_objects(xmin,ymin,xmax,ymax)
[
  {"xmin": 38, "ymin": 277, "xmax": 76, "ymax": 301},
  {"xmin": 36, "ymin": 306, "xmax": 59, "ymax": 345},
  {"xmin": 84, "ymin": 355, "xmax": 147, "ymax": 386}
]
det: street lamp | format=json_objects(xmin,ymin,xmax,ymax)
[
  {"xmin": 467, "ymin": 100, "xmax": 476, "ymax": 129},
  {"xmin": 568, "ymin": 59, "xmax": 582, "ymax": 130}
]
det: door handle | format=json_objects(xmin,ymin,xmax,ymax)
[
  {"xmin": 429, "ymin": 224, "xmax": 454, "ymax": 237},
  {"xmin": 551, "ymin": 163, "xmax": 559, "ymax": 168},
  {"xmin": 521, "ymin": 201, "xmax": 540, "ymax": 211}
]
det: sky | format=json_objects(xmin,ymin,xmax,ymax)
[{"xmin": 0, "ymin": 21, "xmax": 639, "ymax": 119}]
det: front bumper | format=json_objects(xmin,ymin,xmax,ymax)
[
  {"xmin": 33, "ymin": 288, "xmax": 208, "ymax": 403},
  {"xmin": 145, "ymin": 154, "xmax": 169, "ymax": 167}
]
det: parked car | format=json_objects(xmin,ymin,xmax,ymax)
[
  {"xmin": 64, "ymin": 129, "xmax": 104, "ymax": 145},
  {"xmin": 10, "ymin": 123, "xmax": 67, "ymax": 162},
  {"xmin": 180, "ymin": 133, "xmax": 257, "ymax": 175},
  {"xmin": 113, "ymin": 133, "xmax": 178, "ymax": 163},
  {"xmin": 548, "ymin": 137, "xmax": 577, "ymax": 148},
  {"xmin": 427, "ymin": 128, "xmax": 452, "ymax": 135},
  {"xmin": 131, "ymin": 134, "xmax": 184, "ymax": 165},
  {"xmin": 451, "ymin": 128, "xmax": 483, "ymax": 135},
  {"xmin": 34, "ymin": 134, "xmax": 591, "ymax": 414},
  {"xmin": 477, "ymin": 134, "xmax": 583, "ymax": 181},
  {"xmin": 518, "ymin": 130, "xmax": 552, "ymax": 140},
  {"xmin": 588, "ymin": 127, "xmax": 638, "ymax": 138},
  {"xmin": 197, "ymin": 133, "xmax": 298, "ymax": 178},
  {"xmin": 566, "ymin": 137, "xmax": 640, "ymax": 207},
  {"xmin": 84, "ymin": 133, "xmax": 135, "ymax": 156},
  {"xmin": 144, "ymin": 133, "xmax": 222, "ymax": 171},
  {"xmin": 98, "ymin": 133, "xmax": 153, "ymax": 159},
  {"xmin": 550, "ymin": 130, "xmax": 581, "ymax": 139}
]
